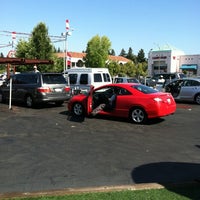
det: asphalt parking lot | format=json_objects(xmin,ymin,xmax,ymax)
[{"xmin": 0, "ymin": 101, "xmax": 200, "ymax": 194}]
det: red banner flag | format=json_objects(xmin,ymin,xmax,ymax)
[{"xmin": 66, "ymin": 19, "xmax": 70, "ymax": 30}]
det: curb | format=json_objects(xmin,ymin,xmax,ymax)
[{"xmin": 0, "ymin": 181, "xmax": 199, "ymax": 199}]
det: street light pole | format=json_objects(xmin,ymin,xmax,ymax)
[
  {"xmin": 61, "ymin": 19, "xmax": 73, "ymax": 73},
  {"xmin": 61, "ymin": 32, "xmax": 68, "ymax": 73},
  {"xmin": 154, "ymin": 43, "xmax": 161, "ymax": 74}
]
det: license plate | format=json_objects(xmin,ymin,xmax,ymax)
[{"xmin": 55, "ymin": 88, "xmax": 62, "ymax": 92}]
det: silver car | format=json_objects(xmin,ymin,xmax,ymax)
[
  {"xmin": 113, "ymin": 77, "xmax": 140, "ymax": 83},
  {"xmin": 165, "ymin": 78, "xmax": 200, "ymax": 104},
  {"xmin": 0, "ymin": 72, "xmax": 71, "ymax": 107}
]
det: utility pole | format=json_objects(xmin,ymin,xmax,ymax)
[{"xmin": 61, "ymin": 19, "xmax": 73, "ymax": 73}]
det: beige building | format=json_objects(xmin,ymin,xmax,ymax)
[{"xmin": 148, "ymin": 45, "xmax": 200, "ymax": 76}]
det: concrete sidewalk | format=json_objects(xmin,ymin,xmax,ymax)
[{"xmin": 0, "ymin": 181, "xmax": 199, "ymax": 199}]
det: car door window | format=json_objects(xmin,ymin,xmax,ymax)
[
  {"xmin": 103, "ymin": 73, "xmax": 111, "ymax": 82},
  {"xmin": 183, "ymin": 80, "xmax": 191, "ymax": 87},
  {"xmin": 118, "ymin": 88, "xmax": 130, "ymax": 95},
  {"xmin": 93, "ymin": 73, "xmax": 102, "ymax": 82},
  {"xmin": 69, "ymin": 74, "xmax": 78, "ymax": 84},
  {"xmin": 191, "ymin": 80, "xmax": 200, "ymax": 86},
  {"xmin": 80, "ymin": 74, "xmax": 88, "ymax": 84}
]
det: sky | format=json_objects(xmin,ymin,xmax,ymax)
[{"xmin": 0, "ymin": 0, "xmax": 200, "ymax": 57}]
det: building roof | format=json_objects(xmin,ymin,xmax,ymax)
[
  {"xmin": 56, "ymin": 52, "xmax": 131, "ymax": 63},
  {"xmin": 108, "ymin": 55, "xmax": 131, "ymax": 63},
  {"xmin": 152, "ymin": 44, "xmax": 185, "ymax": 54}
]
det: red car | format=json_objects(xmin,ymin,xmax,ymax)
[{"xmin": 68, "ymin": 83, "xmax": 176, "ymax": 124}]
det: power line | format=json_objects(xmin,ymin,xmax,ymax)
[{"xmin": 0, "ymin": 30, "xmax": 64, "ymax": 39}]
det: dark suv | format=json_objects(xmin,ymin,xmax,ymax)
[
  {"xmin": 0, "ymin": 72, "xmax": 71, "ymax": 107},
  {"xmin": 146, "ymin": 73, "xmax": 186, "ymax": 87}
]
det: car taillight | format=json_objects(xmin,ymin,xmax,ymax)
[
  {"xmin": 153, "ymin": 97, "xmax": 163, "ymax": 102},
  {"xmin": 37, "ymin": 87, "xmax": 52, "ymax": 93},
  {"xmin": 64, "ymin": 86, "xmax": 70, "ymax": 92}
]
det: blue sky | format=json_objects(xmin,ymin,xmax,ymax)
[{"xmin": 0, "ymin": 0, "xmax": 200, "ymax": 57}]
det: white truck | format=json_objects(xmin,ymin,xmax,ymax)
[{"xmin": 64, "ymin": 67, "xmax": 112, "ymax": 94}]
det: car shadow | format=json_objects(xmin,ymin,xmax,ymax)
[
  {"xmin": 62, "ymin": 112, "xmax": 166, "ymax": 125},
  {"xmin": 3, "ymin": 101, "xmax": 66, "ymax": 109},
  {"xmin": 131, "ymin": 160, "xmax": 200, "ymax": 199},
  {"xmin": 92, "ymin": 115, "xmax": 165, "ymax": 125},
  {"xmin": 64, "ymin": 111, "xmax": 85, "ymax": 122}
]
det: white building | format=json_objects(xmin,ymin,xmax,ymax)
[{"xmin": 148, "ymin": 45, "xmax": 200, "ymax": 76}]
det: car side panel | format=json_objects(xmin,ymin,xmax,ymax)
[{"xmin": 179, "ymin": 86, "xmax": 200, "ymax": 101}]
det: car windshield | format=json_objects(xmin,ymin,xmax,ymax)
[
  {"xmin": 42, "ymin": 74, "xmax": 67, "ymax": 84},
  {"xmin": 127, "ymin": 78, "xmax": 139, "ymax": 83},
  {"xmin": 132, "ymin": 84, "xmax": 158, "ymax": 94}
]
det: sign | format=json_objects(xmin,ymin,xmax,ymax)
[{"xmin": 11, "ymin": 31, "xmax": 16, "ymax": 40}]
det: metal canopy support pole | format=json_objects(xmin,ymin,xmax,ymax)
[
  {"xmin": 65, "ymin": 33, "xmax": 67, "ymax": 71},
  {"xmin": 9, "ymin": 77, "xmax": 12, "ymax": 110}
]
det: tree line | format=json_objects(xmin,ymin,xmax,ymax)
[{"xmin": 0, "ymin": 22, "xmax": 148, "ymax": 78}]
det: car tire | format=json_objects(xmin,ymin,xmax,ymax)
[
  {"xmin": 55, "ymin": 101, "xmax": 64, "ymax": 106},
  {"xmin": 72, "ymin": 102, "xmax": 84, "ymax": 116},
  {"xmin": 25, "ymin": 95, "xmax": 34, "ymax": 108},
  {"xmin": 129, "ymin": 107, "xmax": 147, "ymax": 124},
  {"xmin": 195, "ymin": 93, "xmax": 200, "ymax": 105}
]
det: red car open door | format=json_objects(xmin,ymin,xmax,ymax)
[{"xmin": 86, "ymin": 85, "xmax": 94, "ymax": 115}]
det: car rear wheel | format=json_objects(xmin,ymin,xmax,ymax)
[
  {"xmin": 72, "ymin": 103, "xmax": 84, "ymax": 116},
  {"xmin": 195, "ymin": 93, "xmax": 200, "ymax": 105},
  {"xmin": 129, "ymin": 107, "xmax": 147, "ymax": 124}
]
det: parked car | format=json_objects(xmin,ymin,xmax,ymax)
[
  {"xmin": 65, "ymin": 67, "xmax": 112, "ymax": 95},
  {"xmin": 164, "ymin": 78, "xmax": 200, "ymax": 104},
  {"xmin": 68, "ymin": 83, "xmax": 176, "ymax": 124},
  {"xmin": 113, "ymin": 77, "xmax": 140, "ymax": 83},
  {"xmin": 0, "ymin": 72, "xmax": 71, "ymax": 107},
  {"xmin": 146, "ymin": 73, "xmax": 186, "ymax": 87}
]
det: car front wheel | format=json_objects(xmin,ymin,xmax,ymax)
[
  {"xmin": 195, "ymin": 93, "xmax": 200, "ymax": 105},
  {"xmin": 72, "ymin": 103, "xmax": 84, "ymax": 116},
  {"xmin": 129, "ymin": 107, "xmax": 147, "ymax": 124}
]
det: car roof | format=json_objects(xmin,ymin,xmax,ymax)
[
  {"xmin": 165, "ymin": 77, "xmax": 200, "ymax": 85},
  {"xmin": 115, "ymin": 77, "xmax": 137, "ymax": 79},
  {"xmin": 174, "ymin": 77, "xmax": 200, "ymax": 81},
  {"xmin": 94, "ymin": 83, "xmax": 140, "ymax": 90}
]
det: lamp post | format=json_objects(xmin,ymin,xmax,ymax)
[
  {"xmin": 61, "ymin": 19, "xmax": 73, "ymax": 73},
  {"xmin": 61, "ymin": 31, "xmax": 72, "ymax": 73},
  {"xmin": 158, "ymin": 46, "xmax": 161, "ymax": 74},
  {"xmin": 154, "ymin": 43, "xmax": 161, "ymax": 74}
]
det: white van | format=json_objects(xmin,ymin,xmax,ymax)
[{"xmin": 65, "ymin": 67, "xmax": 112, "ymax": 94}]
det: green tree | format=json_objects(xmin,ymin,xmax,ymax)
[
  {"xmin": 15, "ymin": 39, "xmax": 30, "ymax": 58},
  {"xmin": 119, "ymin": 48, "xmax": 126, "ymax": 57},
  {"xmin": 15, "ymin": 22, "xmax": 54, "ymax": 72},
  {"xmin": 137, "ymin": 48, "xmax": 146, "ymax": 63},
  {"xmin": 51, "ymin": 55, "xmax": 63, "ymax": 72},
  {"xmin": 84, "ymin": 35, "xmax": 111, "ymax": 68},
  {"xmin": 29, "ymin": 22, "xmax": 53, "ymax": 59},
  {"xmin": 109, "ymin": 49, "xmax": 115, "ymax": 56},
  {"xmin": 106, "ymin": 61, "xmax": 120, "ymax": 77},
  {"xmin": 126, "ymin": 47, "xmax": 137, "ymax": 63}
]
